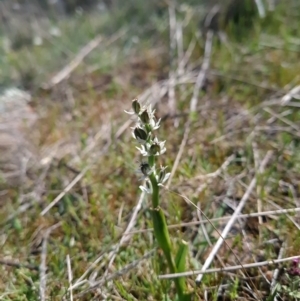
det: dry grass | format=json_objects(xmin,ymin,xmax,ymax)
[{"xmin": 1, "ymin": 1, "xmax": 300, "ymax": 300}]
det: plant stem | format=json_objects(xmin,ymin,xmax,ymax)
[
  {"xmin": 128, "ymin": 100, "xmax": 191, "ymax": 300},
  {"xmin": 148, "ymin": 154, "xmax": 155, "ymax": 168},
  {"xmin": 148, "ymin": 158, "xmax": 189, "ymax": 300}
]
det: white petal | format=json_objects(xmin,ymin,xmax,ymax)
[
  {"xmin": 139, "ymin": 185, "xmax": 150, "ymax": 193},
  {"xmin": 162, "ymin": 173, "xmax": 170, "ymax": 183},
  {"xmin": 124, "ymin": 110, "xmax": 135, "ymax": 115}
]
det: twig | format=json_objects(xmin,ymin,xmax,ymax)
[
  {"xmin": 178, "ymin": 39, "xmax": 196, "ymax": 75},
  {"xmin": 166, "ymin": 30, "xmax": 213, "ymax": 188},
  {"xmin": 159, "ymin": 255, "xmax": 300, "ymax": 279},
  {"xmin": 193, "ymin": 155, "xmax": 236, "ymax": 195},
  {"xmin": 173, "ymin": 21, "xmax": 184, "ymax": 128},
  {"xmin": 103, "ymin": 192, "xmax": 146, "ymax": 274},
  {"xmin": 203, "ymin": 5, "xmax": 220, "ymax": 29},
  {"xmin": 126, "ymin": 206, "xmax": 300, "ymax": 236},
  {"xmin": 254, "ymin": 0, "xmax": 266, "ymax": 18},
  {"xmin": 39, "ymin": 238, "xmax": 48, "ymax": 301},
  {"xmin": 197, "ymin": 202, "xmax": 226, "ymax": 271},
  {"xmin": 280, "ymin": 102, "xmax": 300, "ymax": 108},
  {"xmin": 39, "ymin": 223, "xmax": 61, "ymax": 301},
  {"xmin": 267, "ymin": 0, "xmax": 275, "ymax": 11},
  {"xmin": 74, "ymin": 249, "xmax": 155, "ymax": 296},
  {"xmin": 270, "ymin": 241, "xmax": 286, "ymax": 301},
  {"xmin": 190, "ymin": 30, "xmax": 213, "ymax": 112},
  {"xmin": 195, "ymin": 151, "xmax": 273, "ymax": 283},
  {"xmin": 281, "ymin": 85, "xmax": 300, "ymax": 104},
  {"xmin": 279, "ymin": 180, "xmax": 300, "ymax": 209},
  {"xmin": 0, "ymin": 259, "xmax": 38, "ymax": 270},
  {"xmin": 66, "ymin": 255, "xmax": 74, "ymax": 301},
  {"xmin": 71, "ymin": 252, "xmax": 107, "ymax": 290},
  {"xmin": 166, "ymin": 120, "xmax": 190, "ymax": 189},
  {"xmin": 45, "ymin": 29, "xmax": 126, "ymax": 88},
  {"xmin": 76, "ymin": 124, "xmax": 112, "ymax": 160},
  {"xmin": 86, "ymin": 192, "xmax": 146, "ymax": 285},
  {"xmin": 40, "ymin": 165, "xmax": 90, "ymax": 216},
  {"xmin": 252, "ymin": 142, "xmax": 263, "ymax": 240},
  {"xmin": 3, "ymin": 159, "xmax": 50, "ymax": 225},
  {"xmin": 168, "ymin": 0, "xmax": 177, "ymax": 115},
  {"xmin": 41, "ymin": 131, "xmax": 114, "ymax": 216},
  {"xmin": 195, "ymin": 154, "xmax": 235, "ymax": 180},
  {"xmin": 264, "ymin": 107, "xmax": 300, "ymax": 132},
  {"xmin": 46, "ymin": 35, "xmax": 102, "ymax": 88},
  {"xmin": 267, "ymin": 199, "xmax": 300, "ymax": 230}
]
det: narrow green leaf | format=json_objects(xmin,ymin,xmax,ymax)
[
  {"xmin": 175, "ymin": 240, "xmax": 188, "ymax": 273},
  {"xmin": 152, "ymin": 207, "xmax": 173, "ymax": 256}
]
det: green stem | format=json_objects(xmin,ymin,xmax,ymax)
[
  {"xmin": 148, "ymin": 155, "xmax": 155, "ymax": 168},
  {"xmin": 148, "ymin": 158, "xmax": 189, "ymax": 300}
]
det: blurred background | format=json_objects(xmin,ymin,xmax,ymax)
[{"xmin": 0, "ymin": 0, "xmax": 271, "ymax": 188}]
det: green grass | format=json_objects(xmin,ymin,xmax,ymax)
[{"xmin": 1, "ymin": 1, "xmax": 300, "ymax": 300}]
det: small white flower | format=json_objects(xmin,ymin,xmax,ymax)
[
  {"xmin": 125, "ymin": 98, "xmax": 141, "ymax": 115},
  {"xmin": 139, "ymin": 180, "xmax": 152, "ymax": 194},
  {"xmin": 136, "ymin": 144, "xmax": 149, "ymax": 156},
  {"xmin": 158, "ymin": 173, "xmax": 170, "ymax": 186},
  {"xmin": 136, "ymin": 162, "xmax": 154, "ymax": 180},
  {"xmin": 132, "ymin": 126, "xmax": 148, "ymax": 145},
  {"xmin": 124, "ymin": 109, "xmax": 135, "ymax": 115},
  {"xmin": 157, "ymin": 166, "xmax": 170, "ymax": 184},
  {"xmin": 137, "ymin": 104, "xmax": 161, "ymax": 130},
  {"xmin": 136, "ymin": 138, "xmax": 166, "ymax": 157},
  {"xmin": 150, "ymin": 117, "xmax": 161, "ymax": 130},
  {"xmin": 149, "ymin": 137, "xmax": 166, "ymax": 156}
]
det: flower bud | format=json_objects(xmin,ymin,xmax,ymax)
[
  {"xmin": 133, "ymin": 127, "xmax": 147, "ymax": 142},
  {"xmin": 158, "ymin": 167, "xmax": 166, "ymax": 183},
  {"xmin": 157, "ymin": 166, "xmax": 170, "ymax": 184},
  {"xmin": 139, "ymin": 180, "xmax": 153, "ymax": 193},
  {"xmin": 149, "ymin": 142, "xmax": 161, "ymax": 155},
  {"xmin": 145, "ymin": 180, "xmax": 152, "ymax": 191},
  {"xmin": 140, "ymin": 162, "xmax": 151, "ymax": 176},
  {"xmin": 132, "ymin": 99, "xmax": 140, "ymax": 115},
  {"xmin": 140, "ymin": 110, "xmax": 150, "ymax": 124}
]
